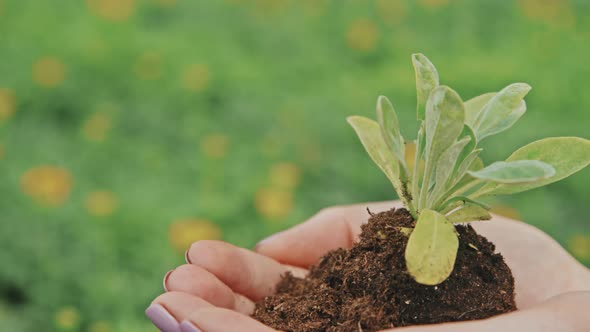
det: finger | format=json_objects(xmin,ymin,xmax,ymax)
[
  {"xmin": 472, "ymin": 217, "xmax": 590, "ymax": 308},
  {"xmin": 180, "ymin": 307, "xmax": 278, "ymax": 332},
  {"xmin": 147, "ymin": 291, "xmax": 213, "ymax": 332},
  {"xmin": 187, "ymin": 240, "xmax": 306, "ymax": 301},
  {"xmin": 165, "ymin": 264, "xmax": 255, "ymax": 314},
  {"xmin": 383, "ymin": 291, "xmax": 590, "ymax": 332},
  {"xmin": 255, "ymin": 200, "xmax": 400, "ymax": 267}
]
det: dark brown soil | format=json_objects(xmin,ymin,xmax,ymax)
[{"xmin": 253, "ymin": 208, "xmax": 516, "ymax": 331}]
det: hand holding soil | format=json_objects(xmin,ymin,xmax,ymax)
[{"xmin": 148, "ymin": 201, "xmax": 590, "ymax": 332}]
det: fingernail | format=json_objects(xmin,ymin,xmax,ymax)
[
  {"xmin": 254, "ymin": 231, "xmax": 284, "ymax": 252},
  {"xmin": 179, "ymin": 321, "xmax": 202, "ymax": 332},
  {"xmin": 145, "ymin": 304, "xmax": 180, "ymax": 332},
  {"xmin": 184, "ymin": 249, "xmax": 192, "ymax": 264},
  {"xmin": 163, "ymin": 270, "xmax": 174, "ymax": 292}
]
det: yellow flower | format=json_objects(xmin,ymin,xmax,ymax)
[
  {"xmin": 32, "ymin": 57, "xmax": 65, "ymax": 88},
  {"xmin": 21, "ymin": 166, "xmax": 73, "ymax": 207},
  {"xmin": 169, "ymin": 219, "xmax": 222, "ymax": 253},
  {"xmin": 83, "ymin": 111, "xmax": 113, "ymax": 142},
  {"xmin": 269, "ymin": 162, "xmax": 301, "ymax": 189},
  {"xmin": 86, "ymin": 0, "xmax": 135, "ymax": 22},
  {"xmin": 346, "ymin": 19, "xmax": 379, "ymax": 52},
  {"xmin": 376, "ymin": 0, "xmax": 407, "ymax": 25},
  {"xmin": 518, "ymin": 0, "xmax": 575, "ymax": 29},
  {"xmin": 255, "ymin": 188, "xmax": 293, "ymax": 220},
  {"xmin": 182, "ymin": 64, "xmax": 210, "ymax": 92},
  {"xmin": 490, "ymin": 204, "xmax": 521, "ymax": 220},
  {"xmin": 0, "ymin": 89, "xmax": 15, "ymax": 122},
  {"xmin": 200, "ymin": 133, "xmax": 229, "ymax": 159},
  {"xmin": 89, "ymin": 321, "xmax": 112, "ymax": 332},
  {"xmin": 418, "ymin": 0, "xmax": 450, "ymax": 9},
  {"xmin": 134, "ymin": 52, "xmax": 163, "ymax": 81},
  {"xmin": 568, "ymin": 234, "xmax": 590, "ymax": 261},
  {"xmin": 55, "ymin": 306, "xmax": 80, "ymax": 330},
  {"xmin": 85, "ymin": 191, "xmax": 118, "ymax": 217}
]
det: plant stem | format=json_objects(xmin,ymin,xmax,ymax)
[
  {"xmin": 434, "ymin": 179, "xmax": 482, "ymax": 210},
  {"xmin": 412, "ymin": 125, "xmax": 425, "ymax": 211}
]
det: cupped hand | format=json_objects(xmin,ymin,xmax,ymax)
[{"xmin": 146, "ymin": 201, "xmax": 590, "ymax": 332}]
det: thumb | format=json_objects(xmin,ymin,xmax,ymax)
[{"xmin": 254, "ymin": 201, "xmax": 399, "ymax": 268}]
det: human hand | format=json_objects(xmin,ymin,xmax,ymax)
[{"xmin": 146, "ymin": 201, "xmax": 590, "ymax": 332}]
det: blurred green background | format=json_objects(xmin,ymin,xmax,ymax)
[{"xmin": 0, "ymin": 0, "xmax": 589, "ymax": 331}]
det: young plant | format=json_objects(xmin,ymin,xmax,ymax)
[{"xmin": 348, "ymin": 54, "xmax": 590, "ymax": 285}]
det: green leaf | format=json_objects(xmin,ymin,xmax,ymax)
[
  {"xmin": 419, "ymin": 86, "xmax": 465, "ymax": 208},
  {"xmin": 465, "ymin": 92, "xmax": 495, "ymax": 126},
  {"xmin": 412, "ymin": 53, "xmax": 439, "ymax": 121},
  {"xmin": 377, "ymin": 95, "xmax": 405, "ymax": 163},
  {"xmin": 405, "ymin": 209, "xmax": 458, "ymax": 285},
  {"xmin": 472, "ymin": 137, "xmax": 590, "ymax": 196},
  {"xmin": 446, "ymin": 205, "xmax": 491, "ymax": 223},
  {"xmin": 428, "ymin": 136, "xmax": 472, "ymax": 205},
  {"xmin": 424, "ymin": 86, "xmax": 466, "ymax": 165},
  {"xmin": 472, "ymin": 83, "xmax": 531, "ymax": 141},
  {"xmin": 347, "ymin": 116, "xmax": 410, "ymax": 206},
  {"xmin": 396, "ymin": 227, "xmax": 413, "ymax": 236},
  {"xmin": 440, "ymin": 195, "xmax": 490, "ymax": 213},
  {"xmin": 451, "ymin": 150, "xmax": 482, "ymax": 187},
  {"xmin": 468, "ymin": 160, "xmax": 555, "ymax": 184}
]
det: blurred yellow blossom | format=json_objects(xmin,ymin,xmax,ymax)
[
  {"xmin": 83, "ymin": 111, "xmax": 113, "ymax": 142},
  {"xmin": 0, "ymin": 89, "xmax": 15, "ymax": 122},
  {"xmin": 134, "ymin": 52, "xmax": 163, "ymax": 81},
  {"xmin": 168, "ymin": 219, "xmax": 222, "ymax": 253},
  {"xmin": 518, "ymin": 0, "xmax": 575, "ymax": 29},
  {"xmin": 376, "ymin": 0, "xmax": 407, "ymax": 25},
  {"xmin": 32, "ymin": 57, "xmax": 65, "ymax": 88},
  {"xmin": 255, "ymin": 188, "xmax": 293, "ymax": 220},
  {"xmin": 85, "ymin": 191, "xmax": 118, "ymax": 217},
  {"xmin": 87, "ymin": 0, "xmax": 135, "ymax": 22},
  {"xmin": 568, "ymin": 234, "xmax": 590, "ymax": 261},
  {"xmin": 490, "ymin": 204, "xmax": 521, "ymax": 220},
  {"xmin": 182, "ymin": 64, "xmax": 210, "ymax": 92},
  {"xmin": 269, "ymin": 162, "xmax": 301, "ymax": 189},
  {"xmin": 55, "ymin": 306, "xmax": 80, "ymax": 330},
  {"xmin": 21, "ymin": 166, "xmax": 73, "ymax": 207},
  {"xmin": 346, "ymin": 18, "xmax": 379, "ymax": 52},
  {"xmin": 418, "ymin": 0, "xmax": 450, "ymax": 9},
  {"xmin": 200, "ymin": 133, "xmax": 229, "ymax": 159},
  {"xmin": 89, "ymin": 321, "xmax": 112, "ymax": 332}
]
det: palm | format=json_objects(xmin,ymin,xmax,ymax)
[{"xmin": 147, "ymin": 201, "xmax": 590, "ymax": 332}]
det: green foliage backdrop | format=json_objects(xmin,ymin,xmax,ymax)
[{"xmin": 0, "ymin": 0, "xmax": 589, "ymax": 331}]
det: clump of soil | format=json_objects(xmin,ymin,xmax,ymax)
[{"xmin": 253, "ymin": 208, "xmax": 516, "ymax": 331}]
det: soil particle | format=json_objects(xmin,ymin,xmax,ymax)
[{"xmin": 253, "ymin": 208, "xmax": 516, "ymax": 331}]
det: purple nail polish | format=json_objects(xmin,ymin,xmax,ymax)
[
  {"xmin": 179, "ymin": 321, "xmax": 202, "ymax": 332},
  {"xmin": 163, "ymin": 270, "xmax": 174, "ymax": 292},
  {"xmin": 145, "ymin": 304, "xmax": 180, "ymax": 332}
]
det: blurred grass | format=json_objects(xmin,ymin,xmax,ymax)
[{"xmin": 0, "ymin": 0, "xmax": 589, "ymax": 331}]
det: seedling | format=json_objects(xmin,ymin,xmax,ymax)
[{"xmin": 348, "ymin": 54, "xmax": 590, "ymax": 285}]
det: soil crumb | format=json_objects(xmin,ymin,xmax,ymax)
[{"xmin": 253, "ymin": 208, "xmax": 516, "ymax": 331}]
